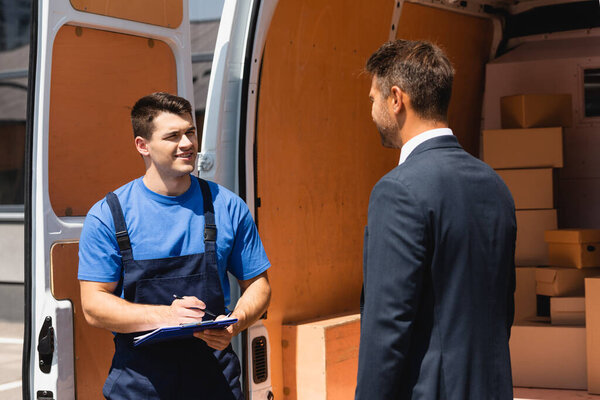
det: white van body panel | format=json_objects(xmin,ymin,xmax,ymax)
[
  {"xmin": 27, "ymin": 1, "xmax": 194, "ymax": 397},
  {"xmin": 200, "ymin": 2, "xmax": 276, "ymax": 393}
]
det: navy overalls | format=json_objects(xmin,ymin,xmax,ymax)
[{"xmin": 102, "ymin": 178, "xmax": 243, "ymax": 400}]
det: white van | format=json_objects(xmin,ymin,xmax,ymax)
[{"xmin": 22, "ymin": 0, "xmax": 600, "ymax": 399}]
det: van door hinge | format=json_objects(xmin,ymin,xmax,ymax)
[
  {"xmin": 37, "ymin": 316, "xmax": 54, "ymax": 373},
  {"xmin": 36, "ymin": 390, "xmax": 54, "ymax": 400}
]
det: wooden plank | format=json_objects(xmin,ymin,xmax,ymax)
[
  {"xmin": 325, "ymin": 319, "xmax": 360, "ymax": 400},
  {"xmin": 282, "ymin": 314, "xmax": 360, "ymax": 400}
]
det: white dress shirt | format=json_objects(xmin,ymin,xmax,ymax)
[{"xmin": 399, "ymin": 128, "xmax": 454, "ymax": 165}]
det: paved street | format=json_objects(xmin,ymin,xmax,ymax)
[{"xmin": 0, "ymin": 320, "xmax": 23, "ymax": 400}]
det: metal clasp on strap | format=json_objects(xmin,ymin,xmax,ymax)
[
  {"xmin": 115, "ymin": 230, "xmax": 131, "ymax": 250},
  {"xmin": 204, "ymin": 224, "xmax": 217, "ymax": 242}
]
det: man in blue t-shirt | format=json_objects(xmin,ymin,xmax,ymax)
[{"xmin": 78, "ymin": 92, "xmax": 271, "ymax": 400}]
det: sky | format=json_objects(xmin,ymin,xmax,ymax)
[{"xmin": 189, "ymin": 0, "xmax": 225, "ymax": 21}]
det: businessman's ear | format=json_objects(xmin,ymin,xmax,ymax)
[{"xmin": 388, "ymin": 85, "xmax": 405, "ymax": 115}]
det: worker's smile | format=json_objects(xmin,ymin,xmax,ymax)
[{"xmin": 175, "ymin": 151, "xmax": 195, "ymax": 161}]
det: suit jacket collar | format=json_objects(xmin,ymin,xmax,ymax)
[{"xmin": 404, "ymin": 135, "xmax": 462, "ymax": 163}]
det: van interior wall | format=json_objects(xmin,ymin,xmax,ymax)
[
  {"xmin": 483, "ymin": 33, "xmax": 600, "ymax": 228},
  {"xmin": 395, "ymin": 2, "xmax": 495, "ymax": 156},
  {"xmin": 256, "ymin": 1, "xmax": 494, "ymax": 397}
]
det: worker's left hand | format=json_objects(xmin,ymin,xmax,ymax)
[{"xmin": 193, "ymin": 315, "xmax": 235, "ymax": 350}]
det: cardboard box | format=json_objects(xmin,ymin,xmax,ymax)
[
  {"xmin": 545, "ymin": 229, "xmax": 600, "ymax": 268},
  {"xmin": 586, "ymin": 278, "xmax": 600, "ymax": 393},
  {"xmin": 500, "ymin": 94, "xmax": 572, "ymax": 129},
  {"xmin": 510, "ymin": 322, "xmax": 586, "ymax": 389},
  {"xmin": 516, "ymin": 210, "xmax": 557, "ymax": 265},
  {"xmin": 535, "ymin": 267, "xmax": 600, "ymax": 296},
  {"xmin": 496, "ymin": 168, "xmax": 554, "ymax": 210},
  {"xmin": 515, "ymin": 267, "xmax": 537, "ymax": 322},
  {"xmin": 550, "ymin": 297, "xmax": 585, "ymax": 325},
  {"xmin": 482, "ymin": 127, "xmax": 563, "ymax": 169},
  {"xmin": 282, "ymin": 314, "xmax": 360, "ymax": 400}
]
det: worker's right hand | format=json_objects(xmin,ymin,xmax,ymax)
[{"xmin": 167, "ymin": 296, "xmax": 206, "ymax": 325}]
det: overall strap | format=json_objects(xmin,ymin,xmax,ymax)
[
  {"xmin": 105, "ymin": 192, "xmax": 134, "ymax": 263},
  {"xmin": 197, "ymin": 177, "xmax": 217, "ymax": 264},
  {"xmin": 197, "ymin": 177, "xmax": 217, "ymax": 243}
]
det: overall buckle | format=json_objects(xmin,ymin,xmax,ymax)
[
  {"xmin": 204, "ymin": 224, "xmax": 217, "ymax": 242},
  {"xmin": 115, "ymin": 230, "xmax": 131, "ymax": 250}
]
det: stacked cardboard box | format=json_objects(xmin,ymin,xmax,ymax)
[
  {"xmin": 483, "ymin": 94, "xmax": 591, "ymax": 389},
  {"xmin": 483, "ymin": 95, "xmax": 570, "ymax": 266},
  {"xmin": 483, "ymin": 95, "xmax": 571, "ymax": 323},
  {"xmin": 541, "ymin": 230, "xmax": 600, "ymax": 393},
  {"xmin": 541, "ymin": 231, "xmax": 600, "ymax": 326}
]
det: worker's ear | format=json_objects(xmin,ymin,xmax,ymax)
[
  {"xmin": 388, "ymin": 85, "xmax": 405, "ymax": 115},
  {"xmin": 135, "ymin": 136, "xmax": 150, "ymax": 157}
]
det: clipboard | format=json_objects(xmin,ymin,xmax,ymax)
[{"xmin": 133, "ymin": 317, "xmax": 238, "ymax": 347}]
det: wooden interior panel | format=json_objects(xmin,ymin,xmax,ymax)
[
  {"xmin": 51, "ymin": 241, "xmax": 114, "ymax": 399},
  {"xmin": 49, "ymin": 25, "xmax": 177, "ymax": 216},
  {"xmin": 396, "ymin": 3, "xmax": 495, "ymax": 156},
  {"xmin": 256, "ymin": 1, "xmax": 397, "ymax": 397},
  {"xmin": 69, "ymin": 0, "xmax": 183, "ymax": 29},
  {"xmin": 324, "ymin": 316, "xmax": 360, "ymax": 400}
]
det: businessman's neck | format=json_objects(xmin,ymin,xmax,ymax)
[{"xmin": 399, "ymin": 113, "xmax": 448, "ymax": 147}]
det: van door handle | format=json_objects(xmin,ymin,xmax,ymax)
[{"xmin": 37, "ymin": 316, "xmax": 54, "ymax": 373}]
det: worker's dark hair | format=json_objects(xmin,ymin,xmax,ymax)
[
  {"xmin": 131, "ymin": 92, "xmax": 193, "ymax": 139},
  {"xmin": 366, "ymin": 40, "xmax": 454, "ymax": 123}
]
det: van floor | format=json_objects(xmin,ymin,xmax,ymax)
[{"xmin": 515, "ymin": 387, "xmax": 600, "ymax": 399}]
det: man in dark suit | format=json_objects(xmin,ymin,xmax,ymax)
[{"xmin": 355, "ymin": 40, "xmax": 516, "ymax": 400}]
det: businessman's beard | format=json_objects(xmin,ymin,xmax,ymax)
[{"xmin": 374, "ymin": 112, "xmax": 400, "ymax": 149}]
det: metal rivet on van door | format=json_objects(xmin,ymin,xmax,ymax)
[
  {"xmin": 588, "ymin": 245, "xmax": 596, "ymax": 252},
  {"xmin": 198, "ymin": 153, "xmax": 214, "ymax": 172},
  {"xmin": 75, "ymin": 27, "xmax": 83, "ymax": 37},
  {"xmin": 148, "ymin": 39, "xmax": 155, "ymax": 48}
]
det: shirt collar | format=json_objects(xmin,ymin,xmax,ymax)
[{"xmin": 399, "ymin": 128, "xmax": 454, "ymax": 165}]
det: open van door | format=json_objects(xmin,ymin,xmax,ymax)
[
  {"xmin": 24, "ymin": 0, "xmax": 279, "ymax": 398},
  {"xmin": 23, "ymin": 1, "xmax": 194, "ymax": 398},
  {"xmin": 198, "ymin": 1, "xmax": 277, "ymax": 399}
]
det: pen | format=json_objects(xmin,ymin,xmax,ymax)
[{"xmin": 172, "ymin": 294, "xmax": 218, "ymax": 319}]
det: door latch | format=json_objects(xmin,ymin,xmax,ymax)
[
  {"xmin": 37, "ymin": 316, "xmax": 54, "ymax": 373},
  {"xmin": 36, "ymin": 390, "xmax": 54, "ymax": 400}
]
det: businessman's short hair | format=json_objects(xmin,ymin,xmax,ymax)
[
  {"xmin": 366, "ymin": 40, "xmax": 454, "ymax": 123},
  {"xmin": 131, "ymin": 92, "xmax": 193, "ymax": 139}
]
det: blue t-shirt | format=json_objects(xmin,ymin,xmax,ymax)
[{"xmin": 77, "ymin": 176, "xmax": 270, "ymax": 307}]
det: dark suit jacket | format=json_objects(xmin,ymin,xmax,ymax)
[{"xmin": 355, "ymin": 135, "xmax": 516, "ymax": 400}]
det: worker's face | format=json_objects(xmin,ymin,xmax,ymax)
[
  {"xmin": 369, "ymin": 76, "xmax": 400, "ymax": 148},
  {"xmin": 139, "ymin": 112, "xmax": 198, "ymax": 178}
]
